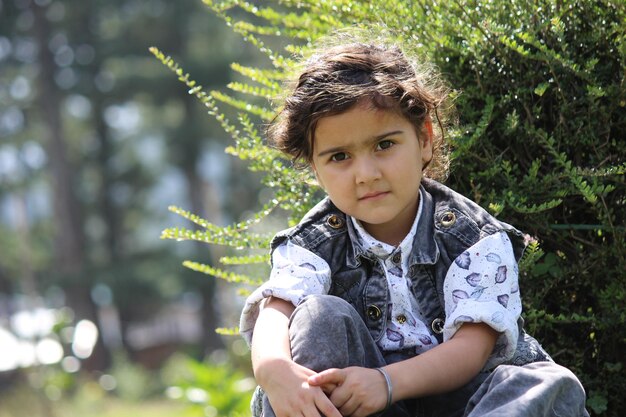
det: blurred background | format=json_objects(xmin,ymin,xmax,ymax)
[{"xmin": 0, "ymin": 0, "xmax": 265, "ymax": 415}]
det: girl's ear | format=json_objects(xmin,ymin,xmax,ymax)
[{"xmin": 421, "ymin": 116, "xmax": 434, "ymax": 164}]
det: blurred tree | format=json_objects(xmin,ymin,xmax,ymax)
[
  {"xmin": 0, "ymin": 0, "xmax": 265, "ymax": 375},
  {"xmin": 28, "ymin": 0, "xmax": 111, "ymax": 370}
]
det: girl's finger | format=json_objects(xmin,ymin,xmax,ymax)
[
  {"xmin": 317, "ymin": 382, "xmax": 338, "ymax": 394},
  {"xmin": 314, "ymin": 393, "xmax": 342, "ymax": 417},
  {"xmin": 308, "ymin": 368, "xmax": 345, "ymax": 387},
  {"xmin": 329, "ymin": 385, "xmax": 352, "ymax": 409},
  {"xmin": 338, "ymin": 396, "xmax": 359, "ymax": 417}
]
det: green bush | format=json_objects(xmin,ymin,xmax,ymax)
[
  {"xmin": 156, "ymin": 1, "xmax": 625, "ymax": 415},
  {"xmin": 161, "ymin": 353, "xmax": 255, "ymax": 417}
]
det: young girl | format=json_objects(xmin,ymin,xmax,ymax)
[{"xmin": 239, "ymin": 35, "xmax": 589, "ymax": 417}]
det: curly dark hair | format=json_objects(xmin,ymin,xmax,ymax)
[{"xmin": 267, "ymin": 37, "xmax": 454, "ymax": 181}]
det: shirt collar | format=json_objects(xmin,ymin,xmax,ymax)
[{"xmin": 349, "ymin": 189, "xmax": 424, "ymax": 260}]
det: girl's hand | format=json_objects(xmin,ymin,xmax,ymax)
[
  {"xmin": 260, "ymin": 358, "xmax": 342, "ymax": 417},
  {"xmin": 308, "ymin": 367, "xmax": 389, "ymax": 417}
]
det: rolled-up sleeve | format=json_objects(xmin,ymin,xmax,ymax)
[
  {"xmin": 443, "ymin": 232, "xmax": 522, "ymax": 368},
  {"xmin": 239, "ymin": 240, "xmax": 331, "ymax": 345}
]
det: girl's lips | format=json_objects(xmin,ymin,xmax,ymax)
[{"xmin": 358, "ymin": 191, "xmax": 389, "ymax": 201}]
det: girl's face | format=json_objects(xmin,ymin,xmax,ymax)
[{"xmin": 312, "ymin": 102, "xmax": 432, "ymax": 246}]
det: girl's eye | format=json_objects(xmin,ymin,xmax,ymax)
[
  {"xmin": 330, "ymin": 152, "xmax": 348, "ymax": 162},
  {"xmin": 377, "ymin": 140, "xmax": 394, "ymax": 150}
]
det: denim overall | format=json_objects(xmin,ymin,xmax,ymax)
[{"xmin": 252, "ymin": 179, "xmax": 588, "ymax": 417}]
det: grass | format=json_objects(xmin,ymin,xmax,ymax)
[
  {"xmin": 54, "ymin": 398, "xmax": 192, "ymax": 417},
  {"xmin": 0, "ymin": 396, "xmax": 192, "ymax": 417},
  {"xmin": 0, "ymin": 353, "xmax": 254, "ymax": 417},
  {"xmin": 0, "ymin": 380, "xmax": 193, "ymax": 417}
]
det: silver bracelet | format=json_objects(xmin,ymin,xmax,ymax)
[{"xmin": 375, "ymin": 367, "xmax": 393, "ymax": 411}]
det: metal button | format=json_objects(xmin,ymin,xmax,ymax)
[
  {"xmin": 440, "ymin": 211, "xmax": 456, "ymax": 227},
  {"xmin": 391, "ymin": 252, "xmax": 401, "ymax": 264},
  {"xmin": 327, "ymin": 214, "xmax": 344, "ymax": 229},
  {"xmin": 431, "ymin": 317, "xmax": 445, "ymax": 334},
  {"xmin": 366, "ymin": 305, "xmax": 382, "ymax": 321},
  {"xmin": 396, "ymin": 314, "xmax": 407, "ymax": 324}
]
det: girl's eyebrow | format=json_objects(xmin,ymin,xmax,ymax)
[{"xmin": 316, "ymin": 130, "xmax": 404, "ymax": 158}]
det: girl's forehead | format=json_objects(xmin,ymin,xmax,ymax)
[
  {"xmin": 316, "ymin": 103, "xmax": 410, "ymax": 133},
  {"xmin": 314, "ymin": 105, "xmax": 413, "ymax": 145},
  {"xmin": 308, "ymin": 99, "xmax": 421, "ymax": 160}
]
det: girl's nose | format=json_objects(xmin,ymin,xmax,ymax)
[{"xmin": 355, "ymin": 157, "xmax": 382, "ymax": 184}]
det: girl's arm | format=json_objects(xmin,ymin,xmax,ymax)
[
  {"xmin": 308, "ymin": 322, "xmax": 498, "ymax": 417},
  {"xmin": 388, "ymin": 322, "xmax": 498, "ymax": 399},
  {"xmin": 251, "ymin": 296, "xmax": 342, "ymax": 417}
]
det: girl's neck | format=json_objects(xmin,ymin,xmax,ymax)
[
  {"xmin": 363, "ymin": 225, "xmax": 406, "ymax": 247},
  {"xmin": 362, "ymin": 195, "xmax": 420, "ymax": 247}
]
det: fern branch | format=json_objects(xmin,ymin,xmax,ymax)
[
  {"xmin": 183, "ymin": 261, "xmax": 264, "ymax": 285},
  {"xmin": 149, "ymin": 46, "xmax": 242, "ymax": 142},
  {"xmin": 219, "ymin": 254, "xmax": 269, "ymax": 265},
  {"xmin": 577, "ymin": 162, "xmax": 626, "ymax": 177},
  {"xmin": 211, "ymin": 90, "xmax": 275, "ymax": 121},
  {"xmin": 215, "ymin": 327, "xmax": 240, "ymax": 336},
  {"xmin": 518, "ymin": 238, "xmax": 544, "ymax": 275},
  {"xmin": 506, "ymin": 198, "xmax": 563, "ymax": 214},
  {"xmin": 227, "ymin": 81, "xmax": 277, "ymax": 100},
  {"xmin": 161, "ymin": 226, "xmax": 272, "ymax": 249},
  {"xmin": 168, "ymin": 195, "xmax": 283, "ymax": 233},
  {"xmin": 452, "ymin": 96, "xmax": 494, "ymax": 158},
  {"xmin": 230, "ymin": 63, "xmax": 284, "ymax": 88}
]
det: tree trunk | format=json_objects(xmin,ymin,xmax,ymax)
[
  {"xmin": 31, "ymin": 3, "xmax": 84, "ymax": 273},
  {"xmin": 31, "ymin": 1, "xmax": 108, "ymax": 370}
]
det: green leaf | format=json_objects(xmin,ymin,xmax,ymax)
[
  {"xmin": 587, "ymin": 391, "xmax": 608, "ymax": 414},
  {"xmin": 534, "ymin": 82, "xmax": 549, "ymax": 97}
]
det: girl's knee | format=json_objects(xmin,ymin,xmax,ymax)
[
  {"xmin": 288, "ymin": 295, "xmax": 378, "ymax": 371},
  {"xmin": 523, "ymin": 361, "xmax": 585, "ymax": 389},
  {"xmin": 470, "ymin": 362, "xmax": 588, "ymax": 416},
  {"xmin": 500, "ymin": 362, "xmax": 587, "ymax": 415},
  {"xmin": 532, "ymin": 363, "xmax": 589, "ymax": 417},
  {"xmin": 291, "ymin": 294, "xmax": 358, "ymax": 327}
]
